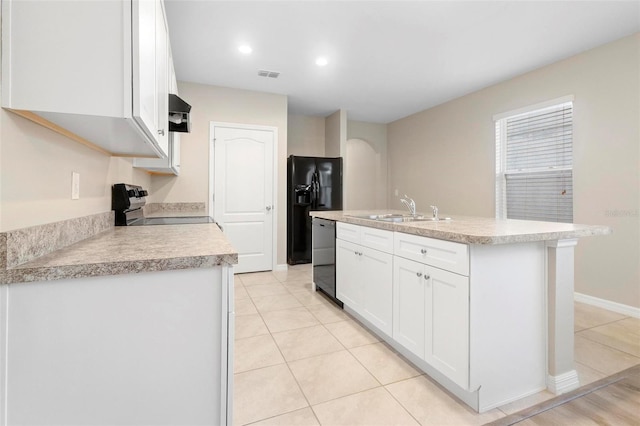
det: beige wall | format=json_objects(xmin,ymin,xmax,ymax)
[
  {"xmin": 324, "ymin": 110, "xmax": 346, "ymax": 158},
  {"xmin": 150, "ymin": 82, "xmax": 289, "ymax": 266},
  {"xmin": 0, "ymin": 110, "xmax": 150, "ymax": 232},
  {"xmin": 388, "ymin": 34, "xmax": 640, "ymax": 308},
  {"xmin": 345, "ymin": 120, "xmax": 388, "ymax": 210},
  {"xmin": 287, "ymin": 114, "xmax": 325, "ymax": 157}
]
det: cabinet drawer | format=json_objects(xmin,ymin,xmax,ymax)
[
  {"xmin": 337, "ymin": 222, "xmax": 393, "ymax": 254},
  {"xmin": 360, "ymin": 226, "xmax": 394, "ymax": 254},
  {"xmin": 336, "ymin": 222, "xmax": 360, "ymax": 244},
  {"xmin": 394, "ymin": 232, "xmax": 469, "ymax": 276}
]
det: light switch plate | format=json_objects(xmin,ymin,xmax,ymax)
[{"xmin": 71, "ymin": 172, "xmax": 80, "ymax": 199}]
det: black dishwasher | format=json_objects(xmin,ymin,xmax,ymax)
[{"xmin": 312, "ymin": 218, "xmax": 343, "ymax": 307}]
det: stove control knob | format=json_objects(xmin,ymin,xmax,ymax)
[
  {"xmin": 127, "ymin": 189, "xmax": 136, "ymax": 197},
  {"xmin": 139, "ymin": 190, "xmax": 148, "ymax": 197}
]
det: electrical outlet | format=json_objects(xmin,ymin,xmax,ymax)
[{"xmin": 71, "ymin": 172, "xmax": 80, "ymax": 200}]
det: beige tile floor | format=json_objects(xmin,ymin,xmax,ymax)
[{"xmin": 233, "ymin": 264, "xmax": 640, "ymax": 425}]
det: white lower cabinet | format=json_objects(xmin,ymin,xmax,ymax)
[
  {"xmin": 337, "ymin": 223, "xmax": 470, "ymax": 390},
  {"xmin": 332, "ymin": 221, "xmax": 548, "ymax": 412},
  {"xmin": 424, "ymin": 264, "xmax": 469, "ymax": 389},
  {"xmin": 392, "ymin": 256, "xmax": 426, "ymax": 358},
  {"xmin": 2, "ymin": 267, "xmax": 233, "ymax": 425},
  {"xmin": 361, "ymin": 245, "xmax": 393, "ymax": 335},
  {"xmin": 392, "ymin": 256, "xmax": 469, "ymax": 389},
  {"xmin": 336, "ymin": 239, "xmax": 363, "ymax": 310},
  {"xmin": 336, "ymin": 223, "xmax": 393, "ymax": 336}
]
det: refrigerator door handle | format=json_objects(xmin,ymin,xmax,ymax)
[{"xmin": 311, "ymin": 172, "xmax": 318, "ymax": 209}]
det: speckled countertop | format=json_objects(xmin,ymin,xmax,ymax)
[
  {"xmin": 2, "ymin": 223, "xmax": 237, "ymax": 284},
  {"xmin": 311, "ymin": 210, "xmax": 612, "ymax": 245}
]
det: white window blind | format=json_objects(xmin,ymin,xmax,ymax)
[{"xmin": 495, "ymin": 100, "xmax": 573, "ymax": 223}]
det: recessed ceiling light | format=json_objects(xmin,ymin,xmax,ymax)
[
  {"xmin": 315, "ymin": 57, "xmax": 328, "ymax": 66},
  {"xmin": 238, "ymin": 45, "xmax": 253, "ymax": 55}
]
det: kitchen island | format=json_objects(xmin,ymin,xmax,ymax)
[
  {"xmin": 311, "ymin": 210, "xmax": 610, "ymax": 413},
  {"xmin": 0, "ymin": 213, "xmax": 237, "ymax": 425}
]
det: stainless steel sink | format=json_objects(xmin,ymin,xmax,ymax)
[{"xmin": 349, "ymin": 214, "xmax": 451, "ymax": 223}]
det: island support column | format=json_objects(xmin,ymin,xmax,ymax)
[{"xmin": 546, "ymin": 238, "xmax": 580, "ymax": 394}]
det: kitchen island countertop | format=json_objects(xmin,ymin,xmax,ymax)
[
  {"xmin": 1, "ymin": 223, "xmax": 237, "ymax": 284},
  {"xmin": 310, "ymin": 210, "xmax": 611, "ymax": 244}
]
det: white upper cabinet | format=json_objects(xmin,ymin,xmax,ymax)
[
  {"xmin": 2, "ymin": 0, "xmax": 171, "ymax": 158},
  {"xmin": 134, "ymin": 30, "xmax": 180, "ymax": 175}
]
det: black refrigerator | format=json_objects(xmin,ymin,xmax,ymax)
[{"xmin": 287, "ymin": 155, "xmax": 343, "ymax": 264}]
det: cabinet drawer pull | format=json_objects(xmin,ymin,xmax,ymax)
[
  {"xmin": 420, "ymin": 248, "xmax": 427, "ymax": 255},
  {"xmin": 416, "ymin": 272, "xmax": 423, "ymax": 277}
]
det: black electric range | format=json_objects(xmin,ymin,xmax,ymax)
[{"xmin": 111, "ymin": 183, "xmax": 214, "ymax": 226}]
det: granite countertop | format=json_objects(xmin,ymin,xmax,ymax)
[
  {"xmin": 311, "ymin": 210, "xmax": 612, "ymax": 245},
  {"xmin": 3, "ymin": 223, "xmax": 237, "ymax": 284}
]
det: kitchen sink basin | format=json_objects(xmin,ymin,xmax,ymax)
[{"xmin": 349, "ymin": 214, "xmax": 451, "ymax": 223}]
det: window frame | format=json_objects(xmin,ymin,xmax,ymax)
[{"xmin": 494, "ymin": 95, "xmax": 574, "ymax": 222}]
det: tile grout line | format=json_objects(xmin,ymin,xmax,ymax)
[
  {"xmin": 272, "ymin": 269, "xmax": 325, "ymax": 426},
  {"xmin": 236, "ymin": 271, "xmax": 640, "ymax": 425},
  {"xmin": 267, "ymin": 269, "xmax": 429, "ymax": 423},
  {"xmin": 240, "ymin": 270, "xmax": 324, "ymax": 425},
  {"xmin": 238, "ymin": 267, "xmax": 408, "ymax": 424},
  {"xmin": 342, "ymin": 341, "xmax": 424, "ymax": 425}
]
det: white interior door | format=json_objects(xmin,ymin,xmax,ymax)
[{"xmin": 212, "ymin": 124, "xmax": 274, "ymax": 273}]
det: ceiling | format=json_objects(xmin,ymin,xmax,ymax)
[{"xmin": 164, "ymin": 1, "xmax": 640, "ymax": 124}]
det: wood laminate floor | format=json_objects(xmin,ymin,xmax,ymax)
[{"xmin": 487, "ymin": 365, "xmax": 640, "ymax": 425}]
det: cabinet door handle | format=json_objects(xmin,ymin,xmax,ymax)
[
  {"xmin": 416, "ymin": 272, "xmax": 423, "ymax": 277},
  {"xmin": 424, "ymin": 275, "xmax": 431, "ymax": 280},
  {"xmin": 158, "ymin": 129, "xmax": 165, "ymax": 136},
  {"xmin": 421, "ymin": 248, "xmax": 427, "ymax": 254}
]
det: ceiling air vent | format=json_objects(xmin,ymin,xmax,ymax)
[{"xmin": 258, "ymin": 69, "xmax": 280, "ymax": 78}]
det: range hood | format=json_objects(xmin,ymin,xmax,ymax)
[{"xmin": 168, "ymin": 94, "xmax": 192, "ymax": 133}]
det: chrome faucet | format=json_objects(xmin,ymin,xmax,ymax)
[
  {"xmin": 430, "ymin": 205, "xmax": 439, "ymax": 220},
  {"xmin": 400, "ymin": 194, "xmax": 416, "ymax": 216}
]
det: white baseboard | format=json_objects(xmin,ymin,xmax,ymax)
[
  {"xmin": 574, "ymin": 292, "xmax": 640, "ymax": 318},
  {"xmin": 547, "ymin": 370, "xmax": 580, "ymax": 394},
  {"xmin": 273, "ymin": 263, "xmax": 288, "ymax": 272}
]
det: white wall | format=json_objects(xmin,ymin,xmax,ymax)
[
  {"xmin": 345, "ymin": 120, "xmax": 388, "ymax": 210},
  {"xmin": 388, "ymin": 34, "xmax": 640, "ymax": 308},
  {"xmin": 287, "ymin": 114, "xmax": 325, "ymax": 157},
  {"xmin": 150, "ymin": 82, "xmax": 289, "ymax": 266}
]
